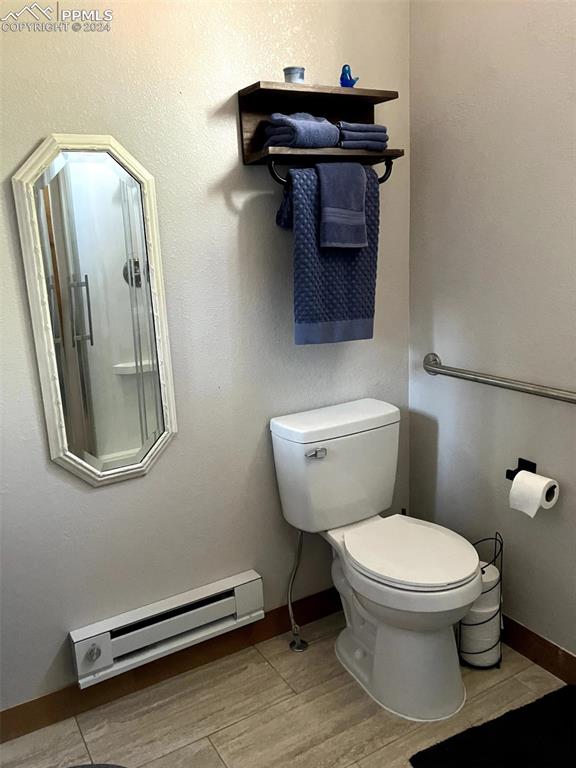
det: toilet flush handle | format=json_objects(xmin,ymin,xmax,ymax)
[{"xmin": 305, "ymin": 447, "xmax": 327, "ymax": 459}]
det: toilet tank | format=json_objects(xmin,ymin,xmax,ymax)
[{"xmin": 270, "ymin": 399, "xmax": 400, "ymax": 532}]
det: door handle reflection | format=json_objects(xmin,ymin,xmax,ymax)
[
  {"xmin": 69, "ymin": 275, "xmax": 94, "ymax": 347},
  {"xmin": 83, "ymin": 274, "xmax": 94, "ymax": 347}
]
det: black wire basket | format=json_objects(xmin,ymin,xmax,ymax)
[{"xmin": 458, "ymin": 532, "xmax": 503, "ymax": 669}]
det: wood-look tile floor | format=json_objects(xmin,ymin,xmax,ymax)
[{"xmin": 0, "ymin": 612, "xmax": 564, "ymax": 768}]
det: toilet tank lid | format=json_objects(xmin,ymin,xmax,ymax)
[{"xmin": 270, "ymin": 398, "xmax": 400, "ymax": 443}]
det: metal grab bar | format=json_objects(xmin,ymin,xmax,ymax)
[{"xmin": 423, "ymin": 353, "xmax": 576, "ymax": 405}]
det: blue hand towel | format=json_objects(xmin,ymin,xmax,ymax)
[
  {"xmin": 340, "ymin": 130, "xmax": 389, "ymax": 143},
  {"xmin": 264, "ymin": 112, "xmax": 339, "ymax": 148},
  {"xmin": 340, "ymin": 140, "xmax": 388, "ymax": 151},
  {"xmin": 316, "ymin": 163, "xmax": 367, "ymax": 248},
  {"xmin": 338, "ymin": 121, "xmax": 388, "ymax": 133},
  {"xmin": 276, "ymin": 168, "xmax": 379, "ymax": 344}
]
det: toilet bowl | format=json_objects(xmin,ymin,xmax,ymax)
[
  {"xmin": 270, "ymin": 399, "xmax": 482, "ymax": 721},
  {"xmin": 325, "ymin": 514, "xmax": 481, "ymax": 721}
]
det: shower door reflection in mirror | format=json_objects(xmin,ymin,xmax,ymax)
[{"xmin": 13, "ymin": 135, "xmax": 177, "ymax": 486}]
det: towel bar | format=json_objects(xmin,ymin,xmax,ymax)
[
  {"xmin": 268, "ymin": 157, "xmax": 394, "ymax": 186},
  {"xmin": 423, "ymin": 353, "xmax": 576, "ymax": 405}
]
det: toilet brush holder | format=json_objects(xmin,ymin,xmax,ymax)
[{"xmin": 457, "ymin": 532, "xmax": 503, "ymax": 669}]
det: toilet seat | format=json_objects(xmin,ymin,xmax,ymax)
[{"xmin": 343, "ymin": 514, "xmax": 479, "ymax": 592}]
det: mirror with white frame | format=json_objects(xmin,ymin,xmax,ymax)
[{"xmin": 12, "ymin": 135, "xmax": 177, "ymax": 486}]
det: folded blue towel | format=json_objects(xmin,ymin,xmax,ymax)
[
  {"xmin": 264, "ymin": 112, "xmax": 339, "ymax": 149},
  {"xmin": 340, "ymin": 140, "xmax": 388, "ymax": 151},
  {"xmin": 276, "ymin": 168, "xmax": 379, "ymax": 344},
  {"xmin": 338, "ymin": 121, "xmax": 388, "ymax": 133},
  {"xmin": 264, "ymin": 134, "xmax": 294, "ymax": 147},
  {"xmin": 264, "ymin": 128, "xmax": 293, "ymax": 140},
  {"xmin": 316, "ymin": 164, "xmax": 367, "ymax": 248},
  {"xmin": 340, "ymin": 130, "xmax": 389, "ymax": 143}
]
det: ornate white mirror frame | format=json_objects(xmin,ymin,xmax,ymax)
[{"xmin": 12, "ymin": 134, "xmax": 177, "ymax": 486}]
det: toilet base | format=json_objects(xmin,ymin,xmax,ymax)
[
  {"xmin": 327, "ymin": 537, "xmax": 478, "ymax": 722},
  {"xmin": 335, "ymin": 625, "xmax": 466, "ymax": 722}
]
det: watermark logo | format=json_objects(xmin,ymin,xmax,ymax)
[
  {"xmin": 1, "ymin": 3, "xmax": 53, "ymax": 21},
  {"xmin": 1, "ymin": 3, "xmax": 113, "ymax": 31}
]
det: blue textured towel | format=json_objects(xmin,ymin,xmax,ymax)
[
  {"xmin": 338, "ymin": 121, "xmax": 388, "ymax": 133},
  {"xmin": 277, "ymin": 168, "xmax": 379, "ymax": 344},
  {"xmin": 340, "ymin": 140, "xmax": 388, "ymax": 151},
  {"xmin": 340, "ymin": 130, "xmax": 389, "ymax": 143},
  {"xmin": 264, "ymin": 112, "xmax": 339, "ymax": 148},
  {"xmin": 316, "ymin": 163, "xmax": 367, "ymax": 248}
]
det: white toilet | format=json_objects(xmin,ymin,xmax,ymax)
[{"xmin": 270, "ymin": 398, "xmax": 482, "ymax": 722}]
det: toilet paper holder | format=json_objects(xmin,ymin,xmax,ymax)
[
  {"xmin": 506, "ymin": 458, "xmax": 558, "ymax": 505},
  {"xmin": 505, "ymin": 457, "xmax": 537, "ymax": 482},
  {"xmin": 458, "ymin": 532, "xmax": 504, "ymax": 670}
]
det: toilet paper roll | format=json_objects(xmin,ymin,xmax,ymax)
[
  {"xmin": 460, "ymin": 612, "xmax": 500, "ymax": 653},
  {"xmin": 509, "ymin": 470, "xmax": 560, "ymax": 518},
  {"xmin": 474, "ymin": 562, "xmax": 501, "ymax": 611},
  {"xmin": 462, "ymin": 606, "xmax": 500, "ymax": 637},
  {"xmin": 461, "ymin": 643, "xmax": 501, "ymax": 668},
  {"xmin": 463, "ymin": 605, "xmax": 500, "ymax": 629},
  {"xmin": 479, "ymin": 561, "xmax": 500, "ymax": 590}
]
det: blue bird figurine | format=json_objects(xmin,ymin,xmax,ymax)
[{"xmin": 340, "ymin": 64, "xmax": 359, "ymax": 88}]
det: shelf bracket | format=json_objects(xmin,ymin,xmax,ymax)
[
  {"xmin": 268, "ymin": 161, "xmax": 289, "ymax": 185},
  {"xmin": 267, "ymin": 157, "xmax": 394, "ymax": 187},
  {"xmin": 377, "ymin": 157, "xmax": 394, "ymax": 184}
]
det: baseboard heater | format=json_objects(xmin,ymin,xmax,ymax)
[{"xmin": 69, "ymin": 570, "xmax": 264, "ymax": 688}]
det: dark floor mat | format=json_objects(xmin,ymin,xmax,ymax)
[{"xmin": 410, "ymin": 685, "xmax": 576, "ymax": 767}]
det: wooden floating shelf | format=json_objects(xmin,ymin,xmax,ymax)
[
  {"xmin": 245, "ymin": 146, "xmax": 404, "ymax": 167},
  {"xmin": 238, "ymin": 81, "xmax": 399, "ymax": 106},
  {"xmin": 238, "ymin": 81, "xmax": 404, "ymax": 169}
]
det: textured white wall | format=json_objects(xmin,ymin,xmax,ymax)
[
  {"xmin": 410, "ymin": 1, "xmax": 576, "ymax": 652},
  {"xmin": 0, "ymin": 0, "xmax": 410, "ymax": 708}
]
